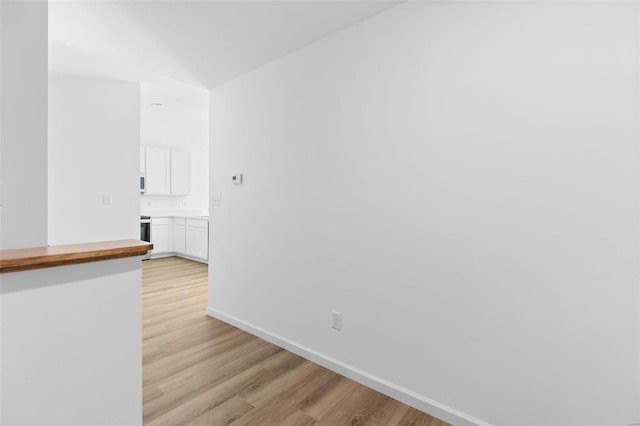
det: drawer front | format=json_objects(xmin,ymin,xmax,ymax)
[
  {"xmin": 151, "ymin": 217, "xmax": 169, "ymax": 225},
  {"xmin": 186, "ymin": 218, "xmax": 208, "ymax": 228},
  {"xmin": 174, "ymin": 217, "xmax": 186, "ymax": 226}
]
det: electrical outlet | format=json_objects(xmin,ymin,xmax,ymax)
[
  {"xmin": 211, "ymin": 193, "xmax": 221, "ymax": 207},
  {"xmin": 331, "ymin": 311, "xmax": 342, "ymax": 331},
  {"xmin": 102, "ymin": 193, "xmax": 112, "ymax": 205}
]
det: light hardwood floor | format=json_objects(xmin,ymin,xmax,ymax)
[{"xmin": 142, "ymin": 256, "xmax": 450, "ymax": 426}]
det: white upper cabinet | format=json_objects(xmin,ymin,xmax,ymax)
[
  {"xmin": 142, "ymin": 146, "xmax": 191, "ymax": 196},
  {"xmin": 145, "ymin": 146, "xmax": 171, "ymax": 195},
  {"xmin": 170, "ymin": 150, "xmax": 190, "ymax": 195}
]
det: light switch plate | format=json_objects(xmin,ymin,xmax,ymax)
[{"xmin": 331, "ymin": 311, "xmax": 342, "ymax": 331}]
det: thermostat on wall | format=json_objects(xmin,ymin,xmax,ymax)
[{"xmin": 232, "ymin": 173, "xmax": 243, "ymax": 185}]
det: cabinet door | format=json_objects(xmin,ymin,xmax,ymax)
[
  {"xmin": 173, "ymin": 222, "xmax": 186, "ymax": 254},
  {"xmin": 145, "ymin": 147, "xmax": 170, "ymax": 195},
  {"xmin": 151, "ymin": 223, "xmax": 169, "ymax": 254},
  {"xmin": 170, "ymin": 150, "xmax": 190, "ymax": 195},
  {"xmin": 186, "ymin": 225, "xmax": 208, "ymax": 260}
]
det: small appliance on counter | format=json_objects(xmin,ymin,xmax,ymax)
[{"xmin": 140, "ymin": 174, "xmax": 146, "ymax": 194}]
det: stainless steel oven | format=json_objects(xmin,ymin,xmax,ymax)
[{"xmin": 140, "ymin": 216, "xmax": 151, "ymax": 260}]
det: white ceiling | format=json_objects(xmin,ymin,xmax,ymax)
[
  {"xmin": 140, "ymin": 77, "xmax": 210, "ymax": 123},
  {"xmin": 49, "ymin": 1, "xmax": 400, "ymax": 90}
]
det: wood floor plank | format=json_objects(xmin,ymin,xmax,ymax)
[
  {"xmin": 235, "ymin": 363, "xmax": 341, "ymax": 426},
  {"xmin": 188, "ymin": 395, "xmax": 255, "ymax": 426},
  {"xmin": 155, "ymin": 339, "xmax": 280, "ymax": 394},
  {"xmin": 144, "ymin": 342, "xmax": 282, "ymax": 422},
  {"xmin": 299, "ymin": 376, "xmax": 363, "ymax": 420},
  {"xmin": 398, "ymin": 407, "xmax": 451, "ymax": 426},
  {"xmin": 143, "ymin": 385, "xmax": 165, "ymax": 405},
  {"xmin": 144, "ymin": 330, "xmax": 255, "ymax": 386},
  {"xmin": 142, "ymin": 256, "xmax": 450, "ymax": 426},
  {"xmin": 313, "ymin": 382, "xmax": 387, "ymax": 425},
  {"xmin": 145, "ymin": 367, "xmax": 266, "ymax": 426},
  {"xmin": 280, "ymin": 409, "xmax": 317, "ymax": 426}
]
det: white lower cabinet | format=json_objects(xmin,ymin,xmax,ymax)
[
  {"xmin": 173, "ymin": 218, "xmax": 186, "ymax": 254},
  {"xmin": 185, "ymin": 218, "xmax": 208, "ymax": 261},
  {"xmin": 150, "ymin": 218, "xmax": 170, "ymax": 255},
  {"xmin": 149, "ymin": 216, "xmax": 208, "ymax": 262}
]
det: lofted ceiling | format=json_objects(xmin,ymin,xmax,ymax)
[{"xmin": 49, "ymin": 0, "xmax": 400, "ymax": 89}]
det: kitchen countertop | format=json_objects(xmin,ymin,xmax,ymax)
[{"xmin": 144, "ymin": 214, "xmax": 209, "ymax": 220}]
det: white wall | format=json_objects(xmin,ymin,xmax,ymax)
[
  {"xmin": 140, "ymin": 80, "xmax": 209, "ymax": 216},
  {"xmin": 2, "ymin": 8, "xmax": 143, "ymax": 425},
  {"xmin": 48, "ymin": 75, "xmax": 140, "ymax": 245},
  {"xmin": 0, "ymin": 0, "xmax": 48, "ymax": 249},
  {"xmin": 208, "ymin": 2, "xmax": 640, "ymax": 425},
  {"xmin": 0, "ymin": 2, "xmax": 48, "ymax": 422},
  {"xmin": 1, "ymin": 258, "xmax": 143, "ymax": 426}
]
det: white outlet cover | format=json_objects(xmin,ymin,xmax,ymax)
[
  {"xmin": 331, "ymin": 311, "xmax": 342, "ymax": 331},
  {"xmin": 211, "ymin": 193, "xmax": 222, "ymax": 207}
]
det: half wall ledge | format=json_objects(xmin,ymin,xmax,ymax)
[{"xmin": 0, "ymin": 239, "xmax": 153, "ymax": 273}]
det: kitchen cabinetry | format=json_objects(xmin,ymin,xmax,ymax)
[
  {"xmin": 172, "ymin": 218, "xmax": 186, "ymax": 254},
  {"xmin": 147, "ymin": 216, "xmax": 208, "ymax": 262},
  {"xmin": 145, "ymin": 147, "xmax": 171, "ymax": 195},
  {"xmin": 142, "ymin": 146, "xmax": 190, "ymax": 196},
  {"xmin": 170, "ymin": 150, "xmax": 190, "ymax": 195},
  {"xmin": 151, "ymin": 218, "xmax": 170, "ymax": 255},
  {"xmin": 185, "ymin": 218, "xmax": 208, "ymax": 261}
]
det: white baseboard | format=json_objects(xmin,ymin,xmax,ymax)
[
  {"xmin": 206, "ymin": 307, "xmax": 491, "ymax": 426},
  {"xmin": 149, "ymin": 252, "xmax": 208, "ymax": 264}
]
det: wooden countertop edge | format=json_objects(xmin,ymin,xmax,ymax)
[{"xmin": 0, "ymin": 239, "xmax": 153, "ymax": 274}]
